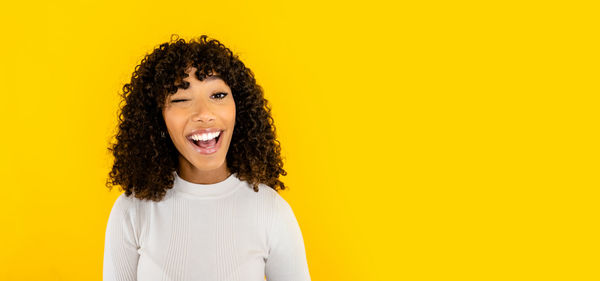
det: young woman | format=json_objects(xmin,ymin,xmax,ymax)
[{"xmin": 103, "ymin": 34, "xmax": 311, "ymax": 281}]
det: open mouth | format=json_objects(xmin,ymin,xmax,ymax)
[{"xmin": 186, "ymin": 130, "xmax": 223, "ymax": 154}]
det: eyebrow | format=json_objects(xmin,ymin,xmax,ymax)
[
  {"xmin": 202, "ymin": 74, "xmax": 223, "ymax": 82},
  {"xmin": 180, "ymin": 73, "xmax": 223, "ymax": 85},
  {"xmin": 173, "ymin": 74, "xmax": 226, "ymax": 95}
]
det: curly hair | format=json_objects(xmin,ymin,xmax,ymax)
[{"xmin": 106, "ymin": 34, "xmax": 288, "ymax": 202}]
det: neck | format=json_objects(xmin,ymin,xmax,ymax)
[{"xmin": 177, "ymin": 159, "xmax": 231, "ymax": 184}]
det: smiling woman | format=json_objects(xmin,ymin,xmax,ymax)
[
  {"xmin": 103, "ymin": 34, "xmax": 311, "ymax": 281},
  {"xmin": 162, "ymin": 67, "xmax": 236, "ymax": 183}
]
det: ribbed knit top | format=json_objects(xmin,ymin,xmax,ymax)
[
  {"xmin": 103, "ymin": 171, "xmax": 311, "ymax": 281},
  {"xmin": 172, "ymin": 171, "xmax": 242, "ymax": 198}
]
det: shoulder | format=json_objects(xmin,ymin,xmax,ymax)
[
  {"xmin": 256, "ymin": 184, "xmax": 297, "ymax": 222},
  {"xmin": 238, "ymin": 181, "xmax": 294, "ymax": 214},
  {"xmin": 109, "ymin": 193, "xmax": 141, "ymax": 217},
  {"xmin": 253, "ymin": 183, "xmax": 292, "ymax": 207},
  {"xmin": 115, "ymin": 193, "xmax": 137, "ymax": 206}
]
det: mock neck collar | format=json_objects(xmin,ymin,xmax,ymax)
[{"xmin": 172, "ymin": 171, "xmax": 242, "ymax": 198}]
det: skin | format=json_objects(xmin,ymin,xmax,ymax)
[{"xmin": 162, "ymin": 66, "xmax": 236, "ymax": 184}]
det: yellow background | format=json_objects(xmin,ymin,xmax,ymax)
[{"xmin": 1, "ymin": 0, "xmax": 598, "ymax": 280}]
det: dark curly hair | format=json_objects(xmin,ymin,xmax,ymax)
[{"xmin": 106, "ymin": 34, "xmax": 288, "ymax": 202}]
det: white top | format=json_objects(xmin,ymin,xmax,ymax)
[{"xmin": 103, "ymin": 171, "xmax": 311, "ymax": 281}]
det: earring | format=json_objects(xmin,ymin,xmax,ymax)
[{"xmin": 161, "ymin": 131, "xmax": 166, "ymax": 138}]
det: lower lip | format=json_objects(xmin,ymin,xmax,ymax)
[{"xmin": 187, "ymin": 132, "xmax": 224, "ymax": 155}]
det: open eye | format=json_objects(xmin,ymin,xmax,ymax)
[{"xmin": 212, "ymin": 92, "xmax": 228, "ymax": 99}]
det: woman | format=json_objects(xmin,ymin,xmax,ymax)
[{"xmin": 103, "ymin": 34, "xmax": 311, "ymax": 281}]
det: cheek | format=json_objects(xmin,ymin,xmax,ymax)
[
  {"xmin": 163, "ymin": 111, "xmax": 185, "ymax": 134},
  {"xmin": 228, "ymin": 105, "xmax": 236, "ymax": 127}
]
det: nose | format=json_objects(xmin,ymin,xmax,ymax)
[{"xmin": 191, "ymin": 100, "xmax": 216, "ymax": 124}]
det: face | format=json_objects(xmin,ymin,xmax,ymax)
[{"xmin": 162, "ymin": 66, "xmax": 236, "ymax": 182}]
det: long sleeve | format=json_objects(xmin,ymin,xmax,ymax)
[
  {"xmin": 265, "ymin": 195, "xmax": 311, "ymax": 281},
  {"xmin": 103, "ymin": 194, "xmax": 140, "ymax": 281}
]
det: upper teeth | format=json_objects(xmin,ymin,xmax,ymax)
[{"xmin": 189, "ymin": 131, "xmax": 221, "ymax": 141}]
